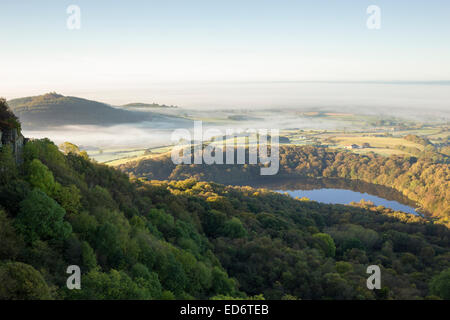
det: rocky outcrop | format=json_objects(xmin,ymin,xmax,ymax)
[{"xmin": 0, "ymin": 127, "xmax": 25, "ymax": 164}]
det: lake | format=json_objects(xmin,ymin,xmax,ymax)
[
  {"xmin": 243, "ymin": 177, "xmax": 421, "ymax": 215},
  {"xmin": 277, "ymin": 188, "xmax": 418, "ymax": 215}
]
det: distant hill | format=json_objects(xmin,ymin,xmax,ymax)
[
  {"xmin": 7, "ymin": 93, "xmax": 172, "ymax": 129},
  {"xmin": 122, "ymin": 102, "xmax": 177, "ymax": 109},
  {"xmin": 227, "ymin": 115, "xmax": 262, "ymax": 121}
]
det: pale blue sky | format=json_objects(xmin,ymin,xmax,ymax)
[{"xmin": 1, "ymin": 0, "xmax": 449, "ymax": 101}]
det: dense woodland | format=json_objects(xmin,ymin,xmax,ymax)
[
  {"xmin": 0, "ymin": 138, "xmax": 448, "ymax": 299},
  {"xmin": 120, "ymin": 145, "xmax": 450, "ymax": 226},
  {"xmin": 1, "ymin": 100, "xmax": 449, "ymax": 300}
]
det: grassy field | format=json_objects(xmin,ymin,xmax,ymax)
[
  {"xmin": 103, "ymin": 134, "xmax": 426, "ymax": 166},
  {"xmin": 333, "ymin": 136, "xmax": 424, "ymax": 150},
  {"xmin": 348, "ymin": 148, "xmax": 411, "ymax": 157},
  {"xmin": 106, "ymin": 146, "xmax": 173, "ymax": 166},
  {"xmin": 87, "ymin": 148, "xmax": 146, "ymax": 163},
  {"xmin": 96, "ymin": 115, "xmax": 446, "ymax": 167}
]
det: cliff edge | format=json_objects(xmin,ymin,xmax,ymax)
[{"xmin": 0, "ymin": 98, "xmax": 25, "ymax": 164}]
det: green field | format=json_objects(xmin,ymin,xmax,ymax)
[{"xmin": 92, "ymin": 113, "xmax": 448, "ymax": 167}]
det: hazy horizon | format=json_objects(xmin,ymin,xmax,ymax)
[
  {"xmin": 1, "ymin": 1, "xmax": 450, "ymax": 107},
  {"xmin": 2, "ymin": 1, "xmax": 449, "ymax": 148},
  {"xmin": 6, "ymin": 82, "xmax": 450, "ymax": 117}
]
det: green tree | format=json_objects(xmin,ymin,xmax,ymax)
[
  {"xmin": 148, "ymin": 208, "xmax": 175, "ymax": 238},
  {"xmin": 27, "ymin": 159, "xmax": 57, "ymax": 196},
  {"xmin": 94, "ymin": 222, "xmax": 123, "ymax": 267},
  {"xmin": 0, "ymin": 210, "xmax": 24, "ymax": 260},
  {"xmin": 81, "ymin": 241, "xmax": 97, "ymax": 272},
  {"xmin": 59, "ymin": 142, "xmax": 80, "ymax": 155},
  {"xmin": 211, "ymin": 266, "xmax": 235, "ymax": 295},
  {"xmin": 313, "ymin": 233, "xmax": 336, "ymax": 257},
  {"xmin": 202, "ymin": 209, "xmax": 227, "ymax": 237},
  {"xmin": 68, "ymin": 269, "xmax": 149, "ymax": 300},
  {"xmin": 160, "ymin": 290, "xmax": 176, "ymax": 300},
  {"xmin": 59, "ymin": 142, "xmax": 89, "ymax": 159},
  {"xmin": 15, "ymin": 189, "xmax": 72, "ymax": 242},
  {"xmin": 335, "ymin": 261, "xmax": 353, "ymax": 274},
  {"xmin": 430, "ymin": 268, "xmax": 450, "ymax": 300},
  {"xmin": 130, "ymin": 263, "xmax": 162, "ymax": 299},
  {"xmin": 0, "ymin": 262, "xmax": 52, "ymax": 300},
  {"xmin": 158, "ymin": 253, "xmax": 187, "ymax": 295},
  {"xmin": 0, "ymin": 145, "xmax": 17, "ymax": 184},
  {"xmin": 23, "ymin": 138, "xmax": 67, "ymax": 170},
  {"xmin": 54, "ymin": 184, "xmax": 82, "ymax": 214},
  {"xmin": 0, "ymin": 98, "xmax": 20, "ymax": 130},
  {"xmin": 221, "ymin": 217, "xmax": 247, "ymax": 238}
]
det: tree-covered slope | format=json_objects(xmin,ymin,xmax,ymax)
[
  {"xmin": 0, "ymin": 138, "xmax": 449, "ymax": 300},
  {"xmin": 118, "ymin": 145, "xmax": 450, "ymax": 226}
]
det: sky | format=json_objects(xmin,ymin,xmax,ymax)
[{"xmin": 1, "ymin": 0, "xmax": 450, "ymax": 106}]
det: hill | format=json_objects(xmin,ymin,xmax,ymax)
[
  {"xmin": 122, "ymin": 102, "xmax": 177, "ymax": 109},
  {"xmin": 7, "ymin": 93, "xmax": 175, "ymax": 129}
]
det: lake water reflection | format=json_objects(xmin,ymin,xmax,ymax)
[{"xmin": 244, "ymin": 177, "xmax": 420, "ymax": 215}]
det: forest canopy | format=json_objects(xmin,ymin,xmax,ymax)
[
  {"xmin": 0, "ymin": 138, "xmax": 449, "ymax": 300},
  {"xmin": 119, "ymin": 145, "xmax": 450, "ymax": 226}
]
